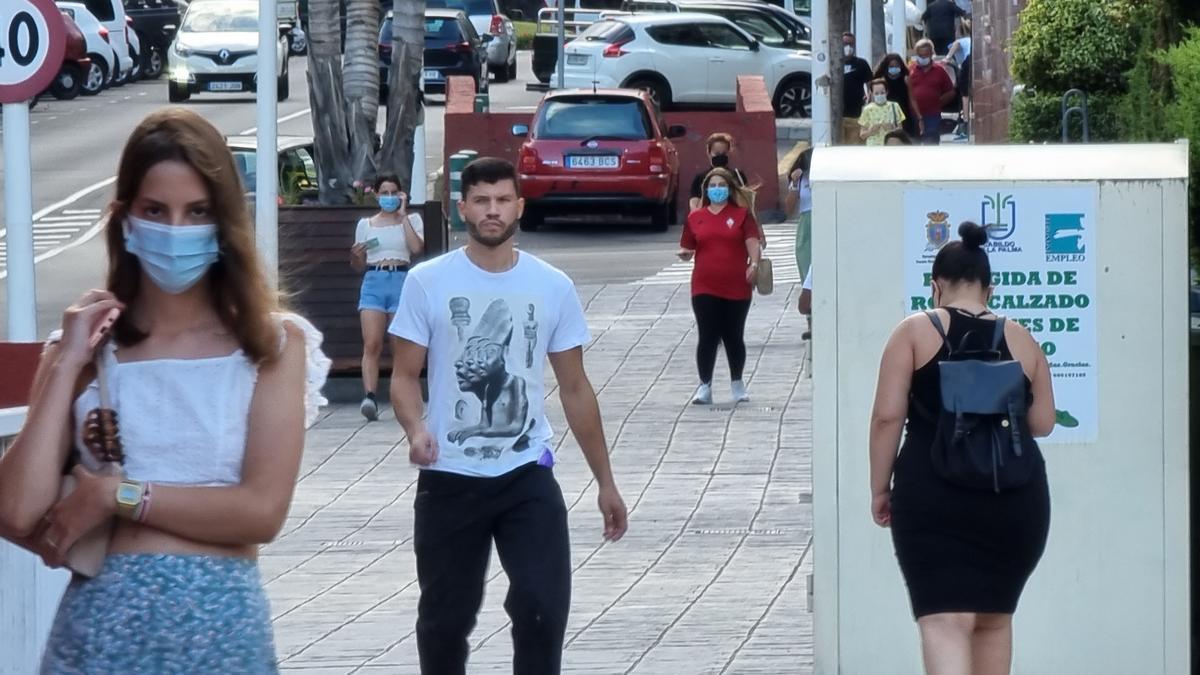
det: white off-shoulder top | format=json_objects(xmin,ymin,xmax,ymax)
[{"xmin": 55, "ymin": 313, "xmax": 330, "ymax": 487}]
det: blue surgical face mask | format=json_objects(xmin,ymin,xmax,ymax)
[
  {"xmin": 377, "ymin": 194, "xmax": 401, "ymax": 212},
  {"xmin": 888, "ymin": 65, "xmax": 902, "ymax": 77},
  {"xmin": 123, "ymin": 215, "xmax": 220, "ymax": 295},
  {"xmin": 916, "ymin": 55, "xmax": 932, "ymax": 67},
  {"xmin": 707, "ymin": 185, "xmax": 730, "ymax": 204}
]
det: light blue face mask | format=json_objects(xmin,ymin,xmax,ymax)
[
  {"xmin": 377, "ymin": 194, "xmax": 402, "ymax": 212},
  {"xmin": 707, "ymin": 185, "xmax": 730, "ymax": 205},
  {"xmin": 124, "ymin": 216, "xmax": 220, "ymax": 294}
]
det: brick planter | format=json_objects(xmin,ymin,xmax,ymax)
[{"xmin": 279, "ymin": 202, "xmax": 446, "ymax": 373}]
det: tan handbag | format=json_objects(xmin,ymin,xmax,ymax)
[
  {"xmin": 59, "ymin": 354, "xmax": 122, "ymax": 578},
  {"xmin": 756, "ymin": 257, "xmax": 774, "ymax": 296}
]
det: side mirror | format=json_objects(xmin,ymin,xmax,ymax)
[
  {"xmin": 667, "ymin": 124, "xmax": 686, "ymax": 138},
  {"xmin": 750, "ymin": 39, "xmax": 760, "ymax": 51},
  {"xmin": 508, "ymin": 8, "xmax": 524, "ymax": 20},
  {"xmin": 512, "ymin": 124, "xmax": 530, "ymax": 137}
]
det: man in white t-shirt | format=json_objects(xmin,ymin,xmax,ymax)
[{"xmin": 388, "ymin": 157, "xmax": 628, "ymax": 674}]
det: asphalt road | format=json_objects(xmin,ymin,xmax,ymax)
[{"xmin": 0, "ymin": 51, "xmax": 685, "ymax": 340}]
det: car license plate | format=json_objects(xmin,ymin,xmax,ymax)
[
  {"xmin": 566, "ymin": 53, "xmax": 588, "ymax": 66},
  {"xmin": 207, "ymin": 81, "xmax": 243, "ymax": 92},
  {"xmin": 567, "ymin": 155, "xmax": 619, "ymax": 169},
  {"xmin": 423, "ymin": 69, "xmax": 442, "ymax": 81}
]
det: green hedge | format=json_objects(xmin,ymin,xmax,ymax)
[
  {"xmin": 1161, "ymin": 28, "xmax": 1200, "ymax": 258},
  {"xmin": 515, "ymin": 21, "xmax": 535, "ymax": 50},
  {"xmin": 1009, "ymin": 91, "xmax": 1122, "ymax": 144},
  {"xmin": 1010, "ymin": 0, "xmax": 1138, "ymax": 93}
]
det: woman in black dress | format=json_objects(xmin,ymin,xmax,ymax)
[
  {"xmin": 875, "ymin": 52, "xmax": 919, "ymax": 140},
  {"xmin": 868, "ymin": 222, "xmax": 1056, "ymax": 675}
]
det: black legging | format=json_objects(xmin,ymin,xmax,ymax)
[{"xmin": 692, "ymin": 294, "xmax": 752, "ymax": 384}]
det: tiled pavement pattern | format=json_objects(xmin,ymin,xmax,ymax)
[{"xmin": 261, "ymin": 279, "xmax": 814, "ymax": 674}]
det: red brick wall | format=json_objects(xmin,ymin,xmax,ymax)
[
  {"xmin": 442, "ymin": 75, "xmax": 781, "ymax": 217},
  {"xmin": 0, "ymin": 343, "xmax": 43, "ymax": 409}
]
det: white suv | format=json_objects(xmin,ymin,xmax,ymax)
[
  {"xmin": 167, "ymin": 0, "xmax": 290, "ymax": 102},
  {"xmin": 562, "ymin": 13, "xmax": 812, "ymax": 117}
]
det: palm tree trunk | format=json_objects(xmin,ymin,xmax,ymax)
[
  {"xmin": 343, "ymin": 0, "xmax": 381, "ymax": 180},
  {"xmin": 307, "ymin": 0, "xmax": 353, "ymax": 203},
  {"xmin": 378, "ymin": 0, "xmax": 425, "ymax": 191}
]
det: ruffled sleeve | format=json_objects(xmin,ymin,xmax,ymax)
[{"xmin": 274, "ymin": 312, "xmax": 332, "ymax": 428}]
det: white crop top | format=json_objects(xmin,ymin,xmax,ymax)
[
  {"xmin": 62, "ymin": 313, "xmax": 330, "ymax": 487},
  {"xmin": 355, "ymin": 215, "xmax": 424, "ymax": 265}
]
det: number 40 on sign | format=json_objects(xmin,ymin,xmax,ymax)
[{"xmin": 0, "ymin": 0, "xmax": 66, "ymax": 104}]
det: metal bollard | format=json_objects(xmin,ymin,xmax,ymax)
[{"xmin": 448, "ymin": 150, "xmax": 479, "ymax": 231}]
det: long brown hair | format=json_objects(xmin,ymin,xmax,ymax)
[
  {"xmin": 105, "ymin": 108, "xmax": 282, "ymax": 363},
  {"xmin": 699, "ymin": 167, "xmax": 757, "ymax": 211}
]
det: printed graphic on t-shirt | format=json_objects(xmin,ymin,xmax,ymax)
[{"xmin": 445, "ymin": 296, "xmax": 538, "ymax": 459}]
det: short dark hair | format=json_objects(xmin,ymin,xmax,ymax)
[
  {"xmin": 373, "ymin": 173, "xmax": 402, "ymax": 192},
  {"xmin": 932, "ymin": 221, "xmax": 991, "ymax": 287},
  {"xmin": 461, "ymin": 157, "xmax": 519, "ymax": 197},
  {"xmin": 884, "ymin": 130, "xmax": 912, "ymax": 145}
]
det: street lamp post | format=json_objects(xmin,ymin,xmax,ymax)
[{"xmin": 256, "ymin": 0, "xmax": 279, "ymax": 287}]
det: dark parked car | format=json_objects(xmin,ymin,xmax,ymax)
[
  {"xmin": 46, "ymin": 12, "xmax": 93, "ymax": 100},
  {"xmin": 123, "ymin": 0, "xmax": 183, "ymax": 79},
  {"xmin": 512, "ymin": 88, "xmax": 685, "ymax": 231},
  {"xmin": 379, "ymin": 8, "xmax": 491, "ymax": 97}
]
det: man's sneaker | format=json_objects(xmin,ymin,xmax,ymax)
[
  {"xmin": 731, "ymin": 380, "xmax": 750, "ymax": 403},
  {"xmin": 692, "ymin": 383, "xmax": 713, "ymax": 405},
  {"xmin": 360, "ymin": 395, "xmax": 379, "ymax": 421}
]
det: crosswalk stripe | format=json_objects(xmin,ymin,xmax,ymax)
[{"xmin": 634, "ymin": 222, "xmax": 801, "ymax": 287}]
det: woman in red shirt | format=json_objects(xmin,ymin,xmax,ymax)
[{"xmin": 678, "ymin": 168, "xmax": 763, "ymax": 405}]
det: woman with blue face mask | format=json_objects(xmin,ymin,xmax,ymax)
[
  {"xmin": 350, "ymin": 175, "xmax": 425, "ymax": 421},
  {"xmin": 0, "ymin": 108, "xmax": 330, "ymax": 672},
  {"xmin": 873, "ymin": 52, "xmax": 919, "ymax": 141},
  {"xmin": 677, "ymin": 168, "xmax": 763, "ymax": 405}
]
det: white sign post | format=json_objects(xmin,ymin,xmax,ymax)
[
  {"xmin": 255, "ymin": 0, "xmax": 279, "ymax": 288},
  {"xmin": 1, "ymin": 0, "xmax": 66, "ymax": 341}
]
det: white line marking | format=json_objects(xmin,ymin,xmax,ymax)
[
  {"xmin": 37, "ymin": 215, "xmax": 98, "ymax": 222},
  {"xmin": 0, "ymin": 217, "xmax": 107, "ymax": 280},
  {"xmin": 62, "ymin": 209, "xmax": 102, "ymax": 215},
  {"xmin": 0, "ymin": 177, "xmax": 116, "ymax": 240},
  {"xmin": 239, "ymin": 107, "xmax": 311, "ymax": 135}
]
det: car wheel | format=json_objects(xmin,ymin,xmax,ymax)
[
  {"xmin": 111, "ymin": 55, "xmax": 127, "ymax": 87},
  {"xmin": 143, "ymin": 46, "xmax": 164, "ymax": 79},
  {"xmin": 168, "ymin": 80, "xmax": 190, "ymax": 103},
  {"xmin": 650, "ymin": 200, "xmax": 671, "ymax": 232},
  {"xmin": 494, "ymin": 62, "xmax": 510, "ymax": 83},
  {"xmin": 520, "ymin": 206, "xmax": 543, "ymax": 232},
  {"xmin": 774, "ymin": 76, "xmax": 812, "ymax": 119},
  {"xmin": 278, "ymin": 66, "xmax": 290, "ymax": 101},
  {"xmin": 82, "ymin": 58, "xmax": 107, "ymax": 95},
  {"xmin": 626, "ymin": 76, "xmax": 671, "ymax": 112},
  {"xmin": 50, "ymin": 64, "xmax": 83, "ymax": 100}
]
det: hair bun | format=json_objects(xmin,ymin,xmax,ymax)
[{"xmin": 958, "ymin": 221, "xmax": 988, "ymax": 249}]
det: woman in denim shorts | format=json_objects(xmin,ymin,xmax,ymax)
[{"xmin": 351, "ymin": 174, "xmax": 425, "ymax": 420}]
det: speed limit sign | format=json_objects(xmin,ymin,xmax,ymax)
[{"xmin": 0, "ymin": 0, "xmax": 66, "ymax": 103}]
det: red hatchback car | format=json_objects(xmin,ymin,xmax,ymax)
[{"xmin": 512, "ymin": 88, "xmax": 686, "ymax": 232}]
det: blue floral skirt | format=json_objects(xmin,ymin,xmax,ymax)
[{"xmin": 41, "ymin": 554, "xmax": 278, "ymax": 674}]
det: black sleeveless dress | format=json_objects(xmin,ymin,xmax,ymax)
[{"xmin": 890, "ymin": 309, "xmax": 1051, "ymax": 618}]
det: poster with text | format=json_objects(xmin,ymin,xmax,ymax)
[{"xmin": 903, "ymin": 187, "xmax": 1098, "ymax": 443}]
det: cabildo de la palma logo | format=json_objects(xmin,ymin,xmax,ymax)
[
  {"xmin": 980, "ymin": 192, "xmax": 1023, "ymax": 253},
  {"xmin": 1045, "ymin": 213, "xmax": 1086, "ymax": 262}
]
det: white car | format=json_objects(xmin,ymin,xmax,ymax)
[
  {"xmin": 434, "ymin": 0, "xmax": 519, "ymax": 82},
  {"xmin": 167, "ymin": 0, "xmax": 290, "ymax": 102},
  {"xmin": 57, "ymin": 3, "xmax": 118, "ymax": 95},
  {"xmin": 76, "ymin": 0, "xmax": 133, "ymax": 84},
  {"xmin": 563, "ymin": 13, "xmax": 813, "ymax": 117}
]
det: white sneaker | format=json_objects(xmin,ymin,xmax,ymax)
[
  {"xmin": 731, "ymin": 380, "xmax": 750, "ymax": 402},
  {"xmin": 692, "ymin": 383, "xmax": 713, "ymax": 405},
  {"xmin": 360, "ymin": 396, "xmax": 379, "ymax": 421}
]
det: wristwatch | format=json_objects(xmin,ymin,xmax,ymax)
[{"xmin": 114, "ymin": 479, "xmax": 145, "ymax": 520}]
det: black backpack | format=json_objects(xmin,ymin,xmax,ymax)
[{"xmin": 911, "ymin": 311, "xmax": 1042, "ymax": 493}]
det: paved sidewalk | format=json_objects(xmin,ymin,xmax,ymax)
[{"xmin": 261, "ymin": 276, "xmax": 815, "ymax": 674}]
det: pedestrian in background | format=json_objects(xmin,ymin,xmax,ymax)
[
  {"xmin": 908, "ymin": 39, "xmax": 956, "ymax": 145},
  {"xmin": 875, "ymin": 53, "xmax": 919, "ymax": 140},
  {"xmin": 946, "ymin": 33, "xmax": 973, "ymax": 138},
  {"xmin": 858, "ymin": 79, "xmax": 907, "ymax": 146},
  {"xmin": 868, "ymin": 222, "xmax": 1054, "ymax": 675},
  {"xmin": 0, "ymin": 108, "xmax": 329, "ymax": 672},
  {"xmin": 922, "ymin": 0, "xmax": 967, "ymax": 55},
  {"xmin": 841, "ymin": 32, "xmax": 873, "ymax": 145},
  {"xmin": 689, "ymin": 132, "xmax": 748, "ymax": 212},
  {"xmin": 678, "ymin": 167, "xmax": 763, "ymax": 405},
  {"xmin": 785, "ymin": 147, "xmax": 814, "ymax": 306},
  {"xmin": 388, "ymin": 157, "xmax": 628, "ymax": 675},
  {"xmin": 350, "ymin": 174, "xmax": 425, "ymax": 421}
]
